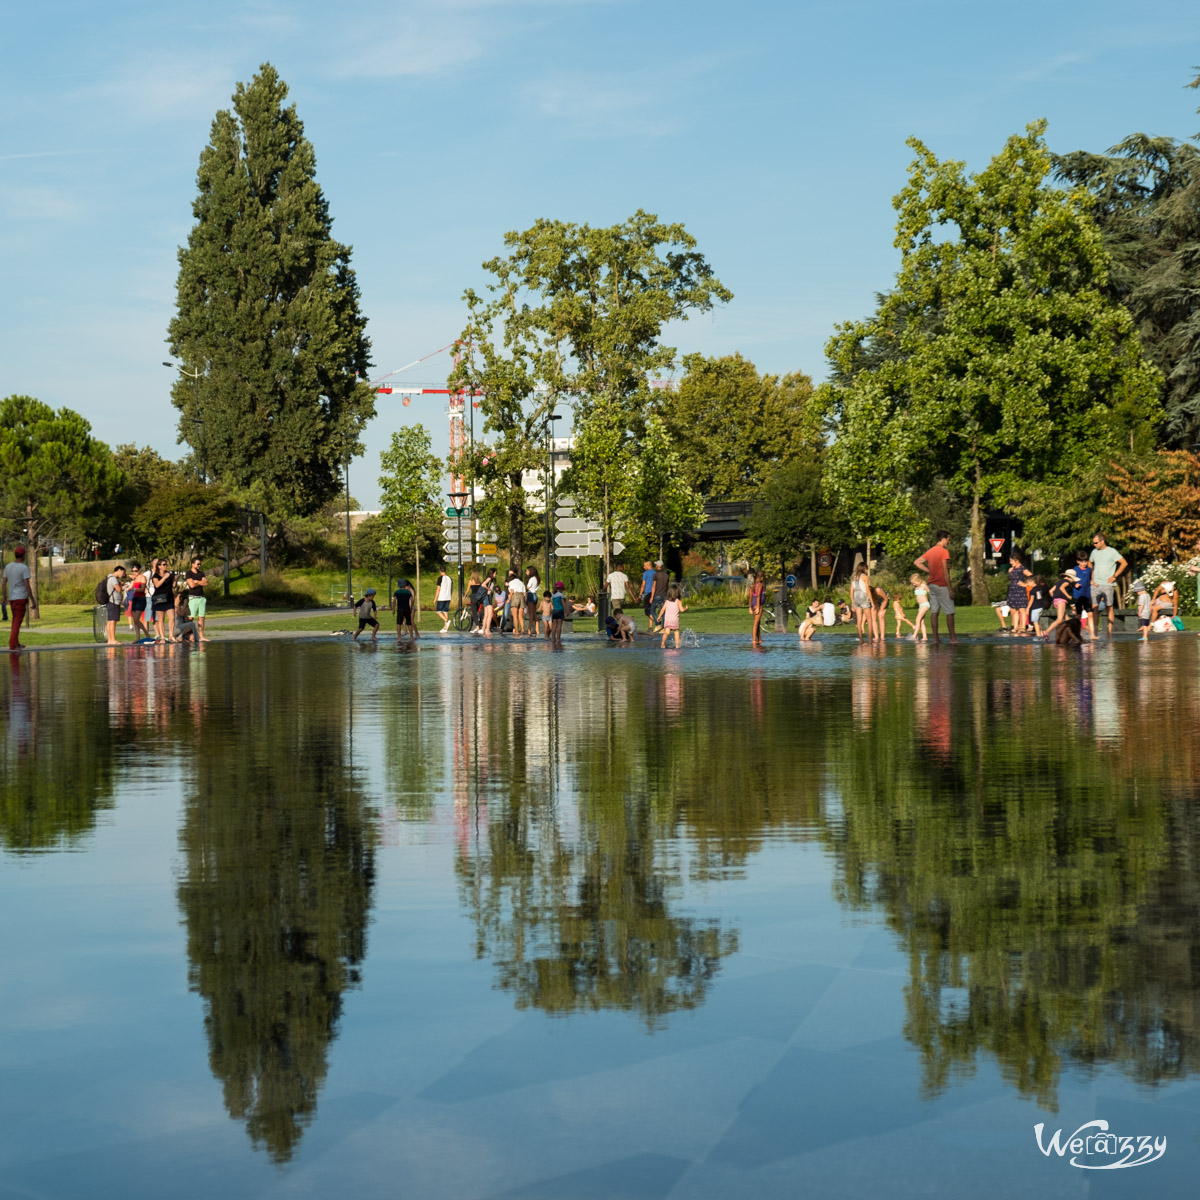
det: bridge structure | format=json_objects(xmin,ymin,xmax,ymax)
[{"xmin": 693, "ymin": 501, "xmax": 753, "ymax": 540}]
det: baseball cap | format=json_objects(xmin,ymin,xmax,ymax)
[
  {"xmin": 13, "ymin": 545, "xmax": 24, "ymax": 556},
  {"xmin": 365, "ymin": 588, "xmax": 376, "ymax": 595}
]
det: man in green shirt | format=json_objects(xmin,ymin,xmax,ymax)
[{"xmin": 1089, "ymin": 533, "xmax": 1128, "ymax": 636}]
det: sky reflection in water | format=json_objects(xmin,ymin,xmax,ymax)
[{"xmin": 1, "ymin": 636, "xmax": 1198, "ymax": 1199}]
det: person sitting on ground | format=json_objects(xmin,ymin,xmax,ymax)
[
  {"xmin": 1056, "ymin": 615, "xmax": 1085, "ymax": 644},
  {"xmin": 353, "ymin": 589, "xmax": 379, "ymax": 642},
  {"xmin": 838, "ymin": 600, "xmax": 853, "ymax": 625},
  {"xmin": 174, "ymin": 591, "xmax": 199, "ymax": 642},
  {"xmin": 573, "ymin": 594, "xmax": 597, "ymax": 616},
  {"xmin": 1150, "ymin": 579, "xmax": 1178, "ymax": 622}
]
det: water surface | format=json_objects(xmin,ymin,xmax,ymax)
[{"xmin": 2, "ymin": 635, "xmax": 1198, "ymax": 1198}]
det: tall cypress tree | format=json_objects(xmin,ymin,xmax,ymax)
[{"xmin": 168, "ymin": 64, "xmax": 373, "ymax": 518}]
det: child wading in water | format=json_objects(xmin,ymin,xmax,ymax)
[
  {"xmin": 909, "ymin": 574, "xmax": 930, "ymax": 641},
  {"xmin": 391, "ymin": 578, "xmax": 418, "ymax": 644},
  {"xmin": 891, "ymin": 593, "xmax": 916, "ymax": 638},
  {"xmin": 748, "ymin": 570, "xmax": 765, "ymax": 645},
  {"xmin": 660, "ymin": 585, "xmax": 687, "ymax": 648}
]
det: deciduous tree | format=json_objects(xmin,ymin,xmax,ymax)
[
  {"xmin": 665, "ymin": 354, "xmax": 817, "ymax": 500},
  {"xmin": 1102, "ymin": 450, "xmax": 1200, "ymax": 559},
  {"xmin": 168, "ymin": 63, "xmax": 374, "ymax": 519},
  {"xmin": 459, "ymin": 211, "xmax": 730, "ymax": 573},
  {"xmin": 821, "ymin": 122, "xmax": 1161, "ymax": 600},
  {"xmin": 378, "ymin": 426, "xmax": 443, "ymax": 564}
]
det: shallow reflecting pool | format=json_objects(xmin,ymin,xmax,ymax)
[{"xmin": 2, "ymin": 634, "xmax": 1199, "ymax": 1198}]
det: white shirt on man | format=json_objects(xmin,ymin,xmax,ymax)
[
  {"xmin": 436, "ymin": 574, "xmax": 452, "ymax": 602},
  {"xmin": 3, "ymin": 561, "xmax": 30, "ymax": 600},
  {"xmin": 606, "ymin": 570, "xmax": 630, "ymax": 601}
]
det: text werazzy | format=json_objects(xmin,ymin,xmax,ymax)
[{"xmin": 1034, "ymin": 1120, "xmax": 1166, "ymax": 1169}]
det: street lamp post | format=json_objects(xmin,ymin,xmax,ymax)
[
  {"xmin": 162, "ymin": 361, "xmax": 205, "ymax": 482},
  {"xmin": 345, "ymin": 450, "xmax": 353, "ymax": 607},
  {"xmin": 544, "ymin": 413, "xmax": 561, "ymax": 588},
  {"xmin": 449, "ymin": 490, "xmax": 469, "ymax": 618}
]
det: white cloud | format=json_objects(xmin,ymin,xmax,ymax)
[{"xmin": 521, "ymin": 54, "xmax": 725, "ymax": 138}]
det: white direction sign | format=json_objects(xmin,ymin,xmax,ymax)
[
  {"xmin": 554, "ymin": 546, "xmax": 592, "ymax": 557},
  {"xmin": 477, "ymin": 554, "xmax": 500, "ymax": 564},
  {"xmin": 555, "ymin": 517, "xmax": 594, "ymax": 533},
  {"xmin": 443, "ymin": 554, "xmax": 473, "ymax": 564}
]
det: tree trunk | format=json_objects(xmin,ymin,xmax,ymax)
[
  {"xmin": 810, "ymin": 548, "xmax": 817, "ymax": 590},
  {"xmin": 415, "ymin": 541, "xmax": 421, "ymax": 625},
  {"xmin": 602, "ymin": 484, "xmax": 612, "ymax": 579},
  {"xmin": 969, "ymin": 463, "xmax": 988, "ymax": 606},
  {"xmin": 508, "ymin": 473, "xmax": 524, "ymax": 573}
]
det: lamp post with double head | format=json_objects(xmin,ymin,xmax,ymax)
[
  {"xmin": 162, "ymin": 361, "xmax": 206, "ymax": 483},
  {"xmin": 543, "ymin": 413, "xmax": 562, "ymax": 588}
]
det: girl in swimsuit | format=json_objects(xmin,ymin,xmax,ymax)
[
  {"xmin": 748, "ymin": 571, "xmax": 765, "ymax": 645},
  {"xmin": 910, "ymin": 574, "xmax": 930, "ymax": 641}
]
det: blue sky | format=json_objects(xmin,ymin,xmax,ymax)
[{"xmin": 3, "ymin": 0, "xmax": 1198, "ymax": 507}]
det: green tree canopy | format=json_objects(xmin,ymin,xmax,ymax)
[
  {"xmin": 131, "ymin": 479, "xmax": 241, "ymax": 562},
  {"xmin": 457, "ymin": 210, "xmax": 730, "ymax": 572},
  {"xmin": 820, "ymin": 122, "xmax": 1162, "ymax": 599},
  {"xmin": 168, "ymin": 63, "xmax": 374, "ymax": 520},
  {"xmin": 1054, "ymin": 74, "xmax": 1200, "ymax": 447},
  {"xmin": 0, "ymin": 395, "xmax": 120, "ymax": 558},
  {"xmin": 377, "ymin": 425, "xmax": 443, "ymax": 562},
  {"xmin": 743, "ymin": 454, "xmax": 852, "ymax": 582},
  {"xmin": 665, "ymin": 353, "xmax": 817, "ymax": 500}
]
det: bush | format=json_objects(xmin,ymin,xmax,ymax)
[{"xmin": 230, "ymin": 572, "xmax": 323, "ymax": 609}]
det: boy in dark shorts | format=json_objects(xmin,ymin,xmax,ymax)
[
  {"xmin": 1072, "ymin": 552, "xmax": 1094, "ymax": 636},
  {"xmin": 353, "ymin": 589, "xmax": 379, "ymax": 642},
  {"xmin": 391, "ymin": 579, "xmax": 418, "ymax": 643}
]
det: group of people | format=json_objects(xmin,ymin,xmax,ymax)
[
  {"xmin": 351, "ymin": 566, "xmax": 595, "ymax": 648},
  {"xmin": 101, "ymin": 557, "xmax": 211, "ymax": 646},
  {"xmin": 814, "ymin": 530, "xmax": 1186, "ymax": 647},
  {"xmin": 349, "ymin": 558, "xmax": 693, "ymax": 650}
]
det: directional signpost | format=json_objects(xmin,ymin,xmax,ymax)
[{"xmin": 554, "ymin": 497, "xmax": 624, "ymax": 557}]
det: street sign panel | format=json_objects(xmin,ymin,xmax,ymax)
[
  {"xmin": 555, "ymin": 517, "xmax": 595, "ymax": 533},
  {"xmin": 553, "ymin": 546, "xmax": 592, "ymax": 557},
  {"xmin": 786, "ymin": 574, "xmax": 797, "ymax": 588},
  {"xmin": 444, "ymin": 505, "xmax": 473, "ymax": 519},
  {"xmin": 476, "ymin": 554, "xmax": 499, "ymax": 564},
  {"xmin": 478, "ymin": 543, "xmax": 498, "ymax": 555},
  {"xmin": 556, "ymin": 534, "xmax": 590, "ymax": 548}
]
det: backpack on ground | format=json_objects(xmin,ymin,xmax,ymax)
[{"xmin": 94, "ymin": 578, "xmax": 109, "ymax": 606}]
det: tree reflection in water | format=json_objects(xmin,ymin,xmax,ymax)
[
  {"xmin": 0, "ymin": 652, "xmax": 121, "ymax": 851},
  {"xmin": 176, "ymin": 647, "xmax": 375, "ymax": 1162},
  {"xmin": 451, "ymin": 659, "xmax": 740, "ymax": 1028},
  {"xmin": 824, "ymin": 641, "xmax": 1200, "ymax": 1109}
]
